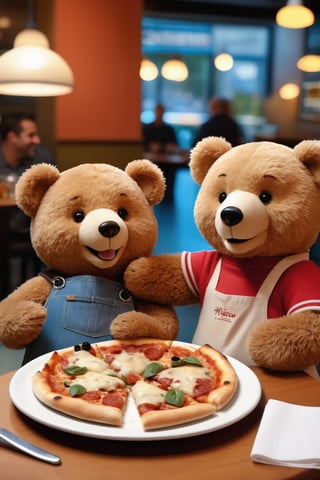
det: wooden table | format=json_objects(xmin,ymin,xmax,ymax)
[
  {"xmin": 0, "ymin": 198, "xmax": 17, "ymax": 298},
  {"xmin": 0, "ymin": 368, "xmax": 319, "ymax": 480}
]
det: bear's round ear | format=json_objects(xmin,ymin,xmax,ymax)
[
  {"xmin": 15, "ymin": 163, "xmax": 60, "ymax": 218},
  {"xmin": 125, "ymin": 159, "xmax": 165, "ymax": 205},
  {"xmin": 189, "ymin": 136, "xmax": 232, "ymax": 185},
  {"xmin": 293, "ymin": 140, "xmax": 320, "ymax": 186}
]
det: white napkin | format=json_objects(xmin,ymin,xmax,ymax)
[{"xmin": 251, "ymin": 399, "xmax": 320, "ymax": 469}]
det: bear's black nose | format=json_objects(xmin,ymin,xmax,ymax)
[
  {"xmin": 99, "ymin": 221, "xmax": 120, "ymax": 238},
  {"xmin": 220, "ymin": 206, "xmax": 243, "ymax": 227}
]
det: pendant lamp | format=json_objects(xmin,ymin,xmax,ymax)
[
  {"xmin": 275, "ymin": 0, "xmax": 314, "ymax": 29},
  {"xmin": 0, "ymin": 0, "xmax": 74, "ymax": 97},
  {"xmin": 140, "ymin": 59, "xmax": 158, "ymax": 81},
  {"xmin": 297, "ymin": 55, "xmax": 320, "ymax": 72},
  {"xmin": 161, "ymin": 58, "xmax": 188, "ymax": 82},
  {"xmin": 279, "ymin": 82, "xmax": 300, "ymax": 100},
  {"xmin": 214, "ymin": 53, "xmax": 234, "ymax": 72}
]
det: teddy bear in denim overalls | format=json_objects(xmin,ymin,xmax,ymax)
[{"xmin": 0, "ymin": 161, "xmax": 178, "ymax": 364}]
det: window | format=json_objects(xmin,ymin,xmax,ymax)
[{"xmin": 141, "ymin": 17, "xmax": 272, "ymax": 148}]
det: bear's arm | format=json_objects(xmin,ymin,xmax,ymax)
[
  {"xmin": 0, "ymin": 276, "xmax": 52, "ymax": 349},
  {"xmin": 125, "ymin": 254, "xmax": 198, "ymax": 305},
  {"xmin": 248, "ymin": 310, "xmax": 320, "ymax": 371}
]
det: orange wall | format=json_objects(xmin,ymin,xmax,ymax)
[{"xmin": 54, "ymin": 0, "xmax": 143, "ymax": 141}]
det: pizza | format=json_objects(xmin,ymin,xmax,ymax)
[{"xmin": 32, "ymin": 339, "xmax": 238, "ymax": 431}]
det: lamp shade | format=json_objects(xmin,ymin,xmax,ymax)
[
  {"xmin": 276, "ymin": 0, "xmax": 314, "ymax": 29},
  {"xmin": 161, "ymin": 58, "xmax": 188, "ymax": 82},
  {"xmin": 0, "ymin": 28, "xmax": 74, "ymax": 97},
  {"xmin": 14, "ymin": 28, "xmax": 49, "ymax": 48}
]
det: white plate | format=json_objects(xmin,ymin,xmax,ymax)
[{"xmin": 9, "ymin": 341, "xmax": 261, "ymax": 441}]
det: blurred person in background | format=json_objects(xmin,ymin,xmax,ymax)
[
  {"xmin": 0, "ymin": 112, "xmax": 55, "ymax": 241},
  {"xmin": 193, "ymin": 97, "xmax": 243, "ymax": 147},
  {"xmin": 142, "ymin": 104, "xmax": 178, "ymax": 153}
]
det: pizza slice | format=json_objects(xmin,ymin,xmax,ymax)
[
  {"xmin": 32, "ymin": 344, "xmax": 129, "ymax": 426},
  {"xmin": 130, "ymin": 343, "xmax": 237, "ymax": 431},
  {"xmin": 131, "ymin": 380, "xmax": 216, "ymax": 430},
  {"xmin": 147, "ymin": 343, "xmax": 238, "ymax": 411}
]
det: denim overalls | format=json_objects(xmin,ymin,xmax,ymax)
[{"xmin": 22, "ymin": 271, "xmax": 134, "ymax": 364}]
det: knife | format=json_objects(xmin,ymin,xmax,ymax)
[{"xmin": 0, "ymin": 428, "xmax": 61, "ymax": 465}]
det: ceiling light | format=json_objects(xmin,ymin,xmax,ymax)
[
  {"xmin": 297, "ymin": 55, "xmax": 320, "ymax": 72},
  {"xmin": 0, "ymin": 1, "xmax": 74, "ymax": 97},
  {"xmin": 276, "ymin": 0, "xmax": 314, "ymax": 29},
  {"xmin": 140, "ymin": 59, "xmax": 158, "ymax": 81},
  {"xmin": 279, "ymin": 82, "xmax": 300, "ymax": 99},
  {"xmin": 214, "ymin": 53, "xmax": 234, "ymax": 72},
  {"xmin": 161, "ymin": 58, "xmax": 188, "ymax": 82},
  {"xmin": 0, "ymin": 16, "xmax": 11, "ymax": 29}
]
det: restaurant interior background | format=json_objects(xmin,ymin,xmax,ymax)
[
  {"xmin": 0, "ymin": 0, "xmax": 319, "ymax": 167},
  {"xmin": 0, "ymin": 0, "xmax": 320, "ymax": 370}
]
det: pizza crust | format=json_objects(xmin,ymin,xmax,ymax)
[
  {"xmin": 140, "ymin": 402, "xmax": 216, "ymax": 430},
  {"xmin": 196, "ymin": 344, "xmax": 238, "ymax": 409}
]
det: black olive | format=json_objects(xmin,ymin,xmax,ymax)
[
  {"xmin": 171, "ymin": 356, "xmax": 180, "ymax": 361},
  {"xmin": 82, "ymin": 341, "xmax": 91, "ymax": 351},
  {"xmin": 74, "ymin": 344, "xmax": 81, "ymax": 351}
]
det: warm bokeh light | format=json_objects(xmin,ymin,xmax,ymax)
[
  {"xmin": 161, "ymin": 58, "xmax": 188, "ymax": 82},
  {"xmin": 297, "ymin": 55, "xmax": 320, "ymax": 73},
  {"xmin": 279, "ymin": 82, "xmax": 300, "ymax": 100},
  {"xmin": 139, "ymin": 59, "xmax": 158, "ymax": 81},
  {"xmin": 276, "ymin": 2, "xmax": 314, "ymax": 29},
  {"xmin": 0, "ymin": 16, "xmax": 11, "ymax": 29},
  {"xmin": 214, "ymin": 53, "xmax": 234, "ymax": 71}
]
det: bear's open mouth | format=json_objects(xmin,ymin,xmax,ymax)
[
  {"xmin": 227, "ymin": 238, "xmax": 248, "ymax": 244},
  {"xmin": 87, "ymin": 246, "xmax": 119, "ymax": 261}
]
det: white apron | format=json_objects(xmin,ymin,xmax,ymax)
[{"xmin": 192, "ymin": 253, "xmax": 308, "ymax": 365}]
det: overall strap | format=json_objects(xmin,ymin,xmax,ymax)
[{"xmin": 39, "ymin": 269, "xmax": 67, "ymax": 289}]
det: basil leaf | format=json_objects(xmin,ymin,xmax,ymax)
[
  {"xmin": 64, "ymin": 365, "xmax": 88, "ymax": 376},
  {"xmin": 69, "ymin": 384, "xmax": 87, "ymax": 397},
  {"xmin": 144, "ymin": 362, "xmax": 164, "ymax": 378},
  {"xmin": 165, "ymin": 388, "xmax": 184, "ymax": 407},
  {"xmin": 171, "ymin": 356, "xmax": 202, "ymax": 367},
  {"xmin": 182, "ymin": 356, "xmax": 202, "ymax": 367}
]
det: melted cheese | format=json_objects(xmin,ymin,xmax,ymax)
[
  {"xmin": 69, "ymin": 350, "xmax": 114, "ymax": 375},
  {"xmin": 156, "ymin": 366, "xmax": 210, "ymax": 396},
  {"xmin": 110, "ymin": 351, "xmax": 151, "ymax": 376},
  {"xmin": 70, "ymin": 371, "xmax": 125, "ymax": 392},
  {"xmin": 131, "ymin": 380, "xmax": 165, "ymax": 406}
]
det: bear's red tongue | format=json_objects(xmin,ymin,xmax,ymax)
[{"xmin": 98, "ymin": 250, "xmax": 116, "ymax": 260}]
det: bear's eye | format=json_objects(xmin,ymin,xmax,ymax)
[
  {"xmin": 73, "ymin": 211, "xmax": 85, "ymax": 223},
  {"xmin": 218, "ymin": 192, "xmax": 227, "ymax": 203},
  {"xmin": 118, "ymin": 208, "xmax": 128, "ymax": 220},
  {"xmin": 260, "ymin": 191, "xmax": 272, "ymax": 204}
]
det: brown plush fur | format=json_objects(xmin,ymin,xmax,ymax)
[
  {"xmin": 125, "ymin": 137, "xmax": 320, "ymax": 371},
  {"xmin": 0, "ymin": 161, "xmax": 178, "ymax": 351}
]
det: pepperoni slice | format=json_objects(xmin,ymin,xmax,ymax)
[
  {"xmin": 127, "ymin": 373, "xmax": 141, "ymax": 385},
  {"xmin": 193, "ymin": 378, "xmax": 212, "ymax": 398},
  {"xmin": 138, "ymin": 403, "xmax": 160, "ymax": 415},
  {"xmin": 102, "ymin": 393, "xmax": 125, "ymax": 409},
  {"xmin": 155, "ymin": 376, "xmax": 172, "ymax": 388},
  {"xmin": 82, "ymin": 391, "xmax": 101, "ymax": 401},
  {"xmin": 142, "ymin": 345, "xmax": 164, "ymax": 361}
]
